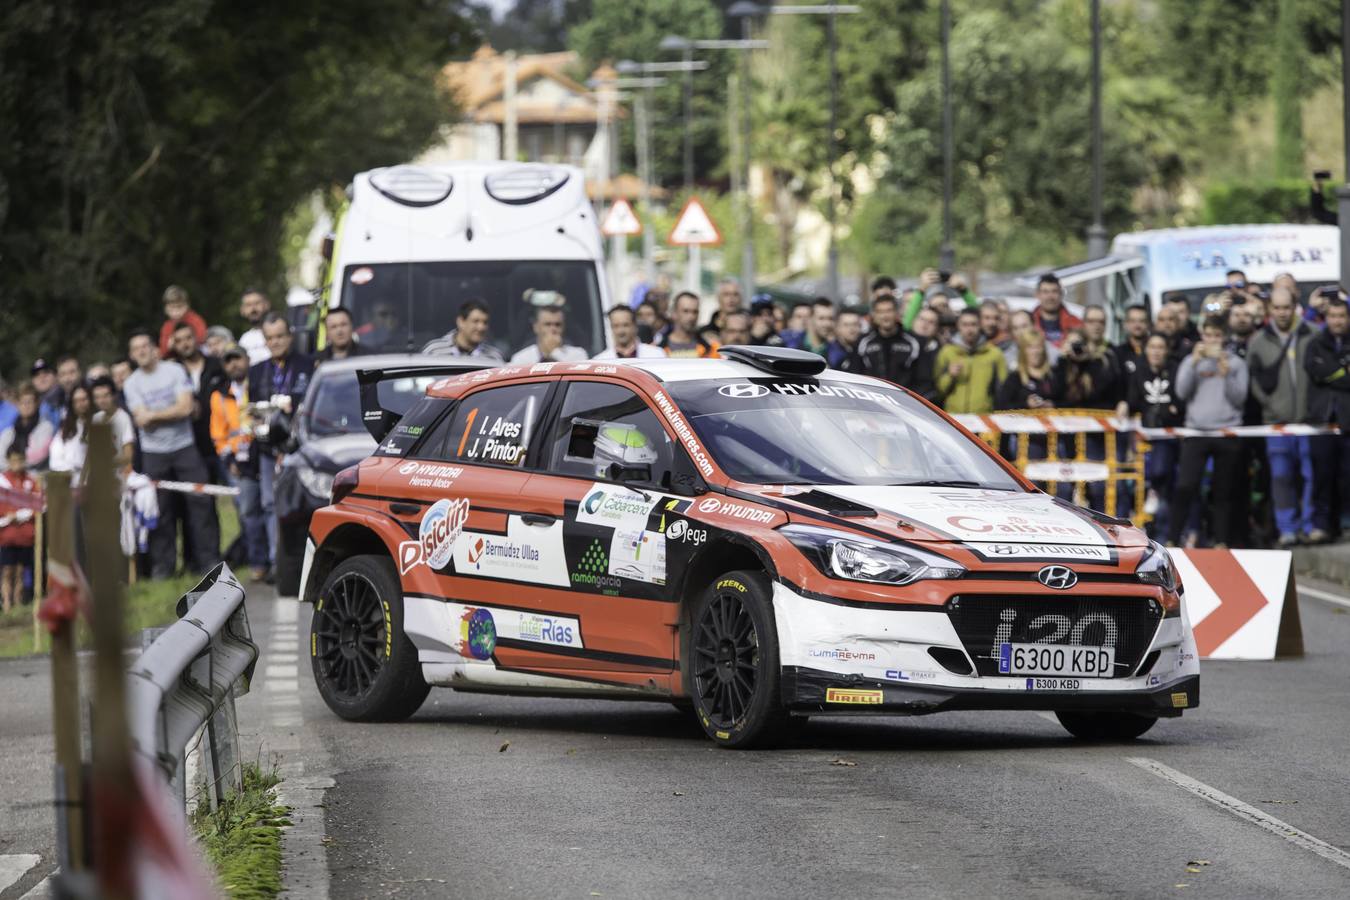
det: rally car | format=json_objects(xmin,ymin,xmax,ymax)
[{"xmin": 300, "ymin": 346, "xmax": 1199, "ymax": 748}]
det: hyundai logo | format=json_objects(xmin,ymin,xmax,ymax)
[
  {"xmin": 1036, "ymin": 565, "xmax": 1078, "ymax": 590},
  {"xmin": 718, "ymin": 383, "xmax": 770, "ymax": 399}
]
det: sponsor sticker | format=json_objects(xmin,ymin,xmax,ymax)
[
  {"xmin": 608, "ymin": 527, "xmax": 666, "ymax": 585},
  {"xmin": 571, "ymin": 539, "xmax": 622, "ymax": 593},
  {"xmin": 454, "ymin": 517, "xmax": 570, "ymax": 586},
  {"xmin": 664, "ymin": 518, "xmax": 707, "ymax": 545},
  {"xmin": 459, "ymin": 607, "xmax": 497, "ymax": 660},
  {"xmin": 884, "ymin": 669, "xmax": 938, "ymax": 682},
  {"xmin": 718, "ymin": 383, "xmax": 771, "ymax": 399},
  {"xmin": 396, "ymin": 461, "xmax": 464, "ymax": 490},
  {"xmin": 825, "ymin": 688, "xmax": 883, "ymax": 705},
  {"xmin": 577, "ymin": 484, "xmax": 657, "ymax": 529},
  {"xmin": 398, "ymin": 498, "xmax": 470, "ymax": 574},
  {"xmin": 809, "ymin": 648, "xmax": 877, "ymax": 662},
  {"xmin": 653, "ymin": 390, "xmax": 714, "ymax": 477},
  {"xmin": 695, "ymin": 497, "xmax": 776, "ymax": 524},
  {"xmin": 514, "ymin": 613, "xmax": 579, "ymax": 647}
]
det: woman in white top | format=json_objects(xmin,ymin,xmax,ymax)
[{"xmin": 48, "ymin": 383, "xmax": 94, "ymax": 482}]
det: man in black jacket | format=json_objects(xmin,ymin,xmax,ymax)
[
  {"xmin": 248, "ymin": 313, "xmax": 315, "ymax": 572},
  {"xmin": 858, "ymin": 294, "xmax": 923, "ymax": 392},
  {"xmin": 1305, "ymin": 298, "xmax": 1350, "ymax": 539}
]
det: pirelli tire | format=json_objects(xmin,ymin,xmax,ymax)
[
  {"xmin": 310, "ymin": 554, "xmax": 429, "ymax": 722},
  {"xmin": 686, "ymin": 569, "xmax": 792, "ymax": 749},
  {"xmin": 1055, "ymin": 710, "xmax": 1159, "ymax": 741}
]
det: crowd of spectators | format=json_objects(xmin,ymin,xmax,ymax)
[
  {"xmin": 3, "ymin": 266, "xmax": 1350, "ymax": 608},
  {"xmin": 0, "ymin": 285, "xmax": 318, "ymax": 605}
]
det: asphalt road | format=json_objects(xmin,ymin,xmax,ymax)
[{"xmin": 4, "ymin": 582, "xmax": 1350, "ymax": 899}]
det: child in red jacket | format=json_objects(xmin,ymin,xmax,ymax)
[{"xmin": 0, "ymin": 446, "xmax": 41, "ymax": 612}]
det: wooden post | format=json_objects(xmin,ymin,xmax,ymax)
[
  {"xmin": 44, "ymin": 472, "xmax": 84, "ymax": 871},
  {"xmin": 85, "ymin": 422, "xmax": 135, "ymax": 899}
]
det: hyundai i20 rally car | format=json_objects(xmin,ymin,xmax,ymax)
[{"xmin": 300, "ymin": 346, "xmax": 1199, "ymax": 748}]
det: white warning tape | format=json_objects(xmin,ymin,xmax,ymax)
[
  {"xmin": 152, "ymin": 480, "xmax": 240, "ymax": 497},
  {"xmin": 951, "ymin": 414, "xmax": 1341, "ymax": 441}
]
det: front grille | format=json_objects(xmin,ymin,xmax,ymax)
[{"xmin": 946, "ymin": 595, "xmax": 1163, "ymax": 678}]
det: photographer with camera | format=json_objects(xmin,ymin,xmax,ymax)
[
  {"xmin": 1169, "ymin": 317, "xmax": 1249, "ymax": 548},
  {"xmin": 1050, "ymin": 323, "xmax": 1118, "ymax": 510},
  {"xmin": 1305, "ymin": 296, "xmax": 1350, "ymax": 540}
]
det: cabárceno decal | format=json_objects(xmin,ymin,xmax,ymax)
[
  {"xmin": 399, "ymin": 498, "xmax": 471, "ymax": 574},
  {"xmin": 652, "ymin": 390, "xmax": 714, "ymax": 477},
  {"xmin": 577, "ymin": 483, "xmax": 657, "ymax": 529}
]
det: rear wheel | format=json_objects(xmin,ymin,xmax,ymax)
[
  {"xmin": 1056, "ymin": 710, "xmax": 1158, "ymax": 741},
  {"xmin": 310, "ymin": 554, "xmax": 429, "ymax": 722},
  {"xmin": 687, "ymin": 570, "xmax": 790, "ymax": 749}
]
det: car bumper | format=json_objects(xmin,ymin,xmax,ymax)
[
  {"xmin": 771, "ymin": 580, "xmax": 1201, "ymax": 716},
  {"xmin": 782, "ymin": 667, "xmax": 1198, "ymax": 716}
]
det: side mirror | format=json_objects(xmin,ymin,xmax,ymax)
[
  {"xmin": 606, "ymin": 462, "xmax": 652, "ymax": 484},
  {"xmin": 660, "ymin": 453, "xmax": 708, "ymax": 497}
]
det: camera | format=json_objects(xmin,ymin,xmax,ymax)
[{"xmin": 1066, "ymin": 338, "xmax": 1087, "ymax": 359}]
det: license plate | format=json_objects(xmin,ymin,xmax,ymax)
[{"xmin": 998, "ymin": 643, "xmax": 1114, "ymax": 677}]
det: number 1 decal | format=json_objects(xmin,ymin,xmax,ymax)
[{"xmin": 457, "ymin": 407, "xmax": 479, "ymax": 458}]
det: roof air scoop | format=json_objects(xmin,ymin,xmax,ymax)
[
  {"xmin": 369, "ymin": 166, "xmax": 454, "ymax": 207},
  {"xmin": 485, "ymin": 166, "xmax": 570, "ymax": 204}
]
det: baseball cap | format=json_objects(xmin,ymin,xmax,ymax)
[
  {"xmin": 221, "ymin": 344, "xmax": 247, "ymax": 361},
  {"xmin": 31, "ymin": 358, "xmax": 52, "ymax": 375},
  {"xmin": 750, "ymin": 294, "xmax": 777, "ymax": 315}
]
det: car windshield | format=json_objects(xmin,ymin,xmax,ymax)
[
  {"xmin": 303, "ymin": 371, "xmax": 439, "ymax": 439},
  {"xmin": 667, "ymin": 378, "xmax": 1022, "ymax": 488},
  {"xmin": 337, "ymin": 260, "xmax": 604, "ymax": 357}
]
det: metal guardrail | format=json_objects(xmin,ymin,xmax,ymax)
[{"xmin": 125, "ymin": 562, "xmax": 258, "ymax": 813}]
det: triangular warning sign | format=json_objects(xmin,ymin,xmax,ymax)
[
  {"xmin": 600, "ymin": 199, "xmax": 642, "ymax": 236},
  {"xmin": 668, "ymin": 197, "xmax": 722, "ymax": 246}
]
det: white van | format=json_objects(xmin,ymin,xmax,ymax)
[
  {"xmin": 1020, "ymin": 224, "xmax": 1340, "ymax": 320},
  {"xmin": 320, "ymin": 162, "xmax": 611, "ymax": 357}
]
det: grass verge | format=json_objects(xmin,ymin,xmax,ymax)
[
  {"xmin": 191, "ymin": 762, "xmax": 292, "ymax": 900},
  {"xmin": 0, "ymin": 498, "xmax": 242, "ymax": 659}
]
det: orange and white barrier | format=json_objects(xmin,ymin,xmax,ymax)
[
  {"xmin": 1174, "ymin": 549, "xmax": 1302, "ymax": 660},
  {"xmin": 951, "ymin": 413, "xmax": 1339, "ymax": 442}
]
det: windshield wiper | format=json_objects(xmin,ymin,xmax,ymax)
[{"xmin": 890, "ymin": 479, "xmax": 987, "ymax": 488}]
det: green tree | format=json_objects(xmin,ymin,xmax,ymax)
[
  {"xmin": 0, "ymin": 0, "xmax": 474, "ymax": 377},
  {"xmin": 1273, "ymin": 0, "xmax": 1305, "ymax": 178},
  {"xmin": 569, "ymin": 0, "xmax": 727, "ymax": 189}
]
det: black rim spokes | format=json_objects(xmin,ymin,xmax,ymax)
[
  {"xmin": 314, "ymin": 574, "xmax": 387, "ymax": 699},
  {"xmin": 693, "ymin": 591, "xmax": 759, "ymax": 729}
]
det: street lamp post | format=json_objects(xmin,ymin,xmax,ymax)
[
  {"xmin": 729, "ymin": 2, "xmax": 762, "ymax": 299},
  {"xmin": 1339, "ymin": 0, "xmax": 1350, "ymax": 289},
  {"xmin": 1086, "ymin": 0, "xmax": 1108, "ymax": 306},
  {"xmin": 940, "ymin": 0, "xmax": 954, "ymax": 274},
  {"xmin": 762, "ymin": 3, "xmax": 861, "ymax": 301},
  {"xmin": 611, "ymin": 71, "xmax": 669, "ymax": 282}
]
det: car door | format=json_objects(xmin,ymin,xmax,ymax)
[{"xmin": 522, "ymin": 379, "xmax": 692, "ymax": 673}]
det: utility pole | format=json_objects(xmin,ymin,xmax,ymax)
[
  {"xmin": 503, "ymin": 50, "xmax": 518, "ymax": 162},
  {"xmin": 1340, "ymin": 0, "xmax": 1350, "ymax": 288},
  {"xmin": 683, "ymin": 45, "xmax": 695, "ymax": 191},
  {"xmin": 1086, "ymin": 0, "xmax": 1108, "ymax": 306},
  {"xmin": 735, "ymin": 5, "xmax": 757, "ymax": 297},
  {"xmin": 940, "ymin": 0, "xmax": 954, "ymax": 274}
]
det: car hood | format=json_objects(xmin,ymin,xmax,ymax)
[
  {"xmin": 757, "ymin": 484, "xmax": 1147, "ymax": 561},
  {"xmin": 297, "ymin": 432, "xmax": 377, "ymax": 472}
]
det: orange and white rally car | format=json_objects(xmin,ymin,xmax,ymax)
[{"xmin": 300, "ymin": 346, "xmax": 1199, "ymax": 748}]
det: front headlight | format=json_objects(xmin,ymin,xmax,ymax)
[
  {"xmin": 1136, "ymin": 541, "xmax": 1180, "ymax": 594},
  {"xmin": 781, "ymin": 524, "xmax": 965, "ymax": 586},
  {"xmin": 298, "ymin": 467, "xmax": 335, "ymax": 502}
]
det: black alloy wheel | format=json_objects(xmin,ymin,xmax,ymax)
[
  {"xmin": 687, "ymin": 570, "xmax": 790, "ymax": 748},
  {"xmin": 310, "ymin": 554, "xmax": 429, "ymax": 722},
  {"xmin": 312, "ymin": 570, "xmax": 387, "ymax": 700}
]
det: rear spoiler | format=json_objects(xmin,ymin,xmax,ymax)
[{"xmin": 357, "ymin": 363, "xmax": 493, "ymax": 442}]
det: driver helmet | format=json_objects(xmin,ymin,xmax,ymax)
[{"xmin": 593, "ymin": 423, "xmax": 657, "ymax": 478}]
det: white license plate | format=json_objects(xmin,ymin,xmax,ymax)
[{"xmin": 998, "ymin": 643, "xmax": 1115, "ymax": 677}]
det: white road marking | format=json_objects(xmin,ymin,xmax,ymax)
[
  {"xmin": 0, "ymin": 855, "xmax": 40, "ymax": 893},
  {"xmin": 275, "ymin": 600, "xmax": 299, "ymax": 624},
  {"xmin": 269, "ymin": 693, "xmax": 302, "ymax": 706},
  {"xmin": 265, "ymin": 664, "xmax": 298, "ymax": 680},
  {"xmin": 1297, "ymin": 584, "xmax": 1350, "ymax": 611},
  {"xmin": 1128, "ymin": 757, "xmax": 1350, "ymax": 872},
  {"xmin": 19, "ymin": 875, "xmax": 50, "ymax": 900},
  {"xmin": 272, "ymin": 640, "xmax": 299, "ymax": 652}
]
